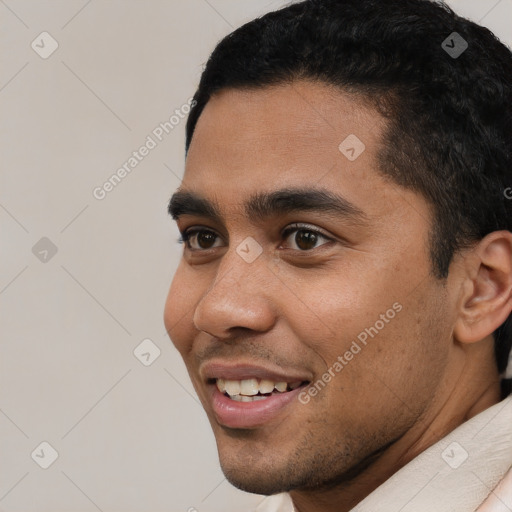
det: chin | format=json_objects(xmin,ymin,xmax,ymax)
[
  {"xmin": 215, "ymin": 437, "xmax": 336, "ymax": 496},
  {"xmin": 214, "ymin": 427, "xmax": 388, "ymax": 497},
  {"xmin": 214, "ymin": 434, "xmax": 297, "ymax": 495},
  {"xmin": 220, "ymin": 458, "xmax": 294, "ymax": 495}
]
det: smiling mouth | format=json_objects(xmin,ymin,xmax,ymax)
[{"xmin": 212, "ymin": 377, "xmax": 310, "ymax": 402}]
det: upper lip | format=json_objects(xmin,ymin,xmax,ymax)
[{"xmin": 201, "ymin": 360, "xmax": 313, "ymax": 383}]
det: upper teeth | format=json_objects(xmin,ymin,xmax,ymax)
[{"xmin": 216, "ymin": 378, "xmax": 303, "ymax": 397}]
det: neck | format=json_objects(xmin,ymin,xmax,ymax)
[{"xmin": 290, "ymin": 338, "xmax": 501, "ymax": 512}]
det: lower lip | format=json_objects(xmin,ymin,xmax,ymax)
[{"xmin": 208, "ymin": 384, "xmax": 306, "ymax": 429}]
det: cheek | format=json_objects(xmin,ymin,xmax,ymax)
[
  {"xmin": 286, "ymin": 264, "xmax": 432, "ymax": 383},
  {"xmin": 164, "ymin": 265, "xmax": 199, "ymax": 356},
  {"xmin": 282, "ymin": 269, "xmax": 395, "ymax": 360}
]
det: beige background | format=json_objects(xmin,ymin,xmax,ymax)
[{"xmin": 1, "ymin": 1, "xmax": 511, "ymax": 511}]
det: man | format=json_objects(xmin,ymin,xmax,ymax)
[{"xmin": 164, "ymin": 0, "xmax": 512, "ymax": 510}]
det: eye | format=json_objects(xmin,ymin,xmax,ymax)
[
  {"xmin": 177, "ymin": 228, "xmax": 222, "ymax": 251},
  {"xmin": 281, "ymin": 223, "xmax": 332, "ymax": 251},
  {"xmin": 177, "ymin": 223, "xmax": 332, "ymax": 252}
]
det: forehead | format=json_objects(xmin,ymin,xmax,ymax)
[
  {"xmin": 178, "ymin": 81, "xmax": 430, "ymax": 229},
  {"xmin": 186, "ymin": 81, "xmax": 382, "ymax": 179}
]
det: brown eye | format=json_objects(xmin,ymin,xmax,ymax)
[
  {"xmin": 178, "ymin": 224, "xmax": 332, "ymax": 253},
  {"xmin": 179, "ymin": 229, "xmax": 222, "ymax": 250},
  {"xmin": 196, "ymin": 231, "xmax": 217, "ymax": 249},
  {"xmin": 282, "ymin": 225, "xmax": 331, "ymax": 251},
  {"xmin": 295, "ymin": 230, "xmax": 319, "ymax": 250}
]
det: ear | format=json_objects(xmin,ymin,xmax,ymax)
[{"xmin": 453, "ymin": 230, "xmax": 512, "ymax": 344}]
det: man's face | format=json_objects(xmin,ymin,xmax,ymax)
[{"xmin": 164, "ymin": 81, "xmax": 454, "ymax": 494}]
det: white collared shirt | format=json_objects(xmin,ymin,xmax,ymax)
[{"xmin": 256, "ymin": 393, "xmax": 512, "ymax": 512}]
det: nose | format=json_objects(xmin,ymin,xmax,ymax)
[{"xmin": 192, "ymin": 249, "xmax": 276, "ymax": 339}]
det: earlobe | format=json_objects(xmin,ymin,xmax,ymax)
[{"xmin": 453, "ymin": 231, "xmax": 512, "ymax": 344}]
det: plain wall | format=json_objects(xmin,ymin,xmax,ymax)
[{"xmin": 1, "ymin": 1, "xmax": 511, "ymax": 511}]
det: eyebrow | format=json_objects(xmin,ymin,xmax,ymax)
[{"xmin": 167, "ymin": 187, "xmax": 368, "ymax": 226}]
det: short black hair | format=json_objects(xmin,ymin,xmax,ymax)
[{"xmin": 184, "ymin": 0, "xmax": 512, "ymax": 393}]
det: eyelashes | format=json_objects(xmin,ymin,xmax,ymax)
[{"xmin": 177, "ymin": 223, "xmax": 333, "ymax": 252}]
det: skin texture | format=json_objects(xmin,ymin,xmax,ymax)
[{"xmin": 164, "ymin": 81, "xmax": 512, "ymax": 512}]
